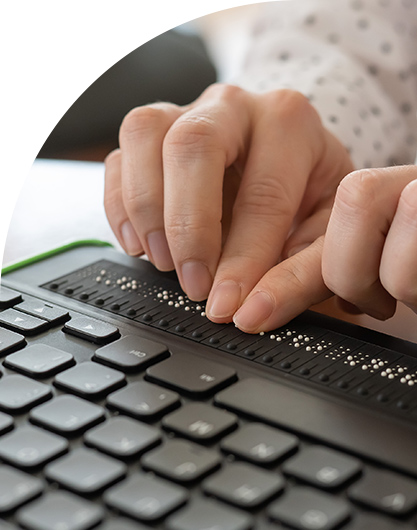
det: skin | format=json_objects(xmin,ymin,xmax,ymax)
[{"xmin": 105, "ymin": 83, "xmax": 416, "ymax": 333}]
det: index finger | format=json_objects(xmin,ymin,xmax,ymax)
[{"xmin": 162, "ymin": 84, "xmax": 253, "ymax": 300}]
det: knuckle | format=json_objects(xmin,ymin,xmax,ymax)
[
  {"xmin": 335, "ymin": 169, "xmax": 383, "ymax": 215},
  {"xmin": 120, "ymin": 105, "xmax": 167, "ymax": 142},
  {"xmin": 234, "ymin": 173, "xmax": 294, "ymax": 220},
  {"xmin": 164, "ymin": 115, "xmax": 222, "ymax": 156},
  {"xmin": 165, "ymin": 210, "xmax": 218, "ymax": 246},
  {"xmin": 265, "ymin": 89, "xmax": 316, "ymax": 123},
  {"xmin": 202, "ymin": 82, "xmax": 245, "ymax": 102},
  {"xmin": 104, "ymin": 148, "xmax": 121, "ymax": 167}
]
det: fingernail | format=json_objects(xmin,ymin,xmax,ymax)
[
  {"xmin": 121, "ymin": 220, "xmax": 143, "ymax": 256},
  {"xmin": 233, "ymin": 291, "xmax": 274, "ymax": 332},
  {"xmin": 147, "ymin": 230, "xmax": 174, "ymax": 271},
  {"xmin": 287, "ymin": 243, "xmax": 310, "ymax": 258},
  {"xmin": 181, "ymin": 261, "xmax": 212, "ymax": 301},
  {"xmin": 207, "ymin": 281, "xmax": 241, "ymax": 320}
]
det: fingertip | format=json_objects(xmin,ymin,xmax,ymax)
[
  {"xmin": 121, "ymin": 220, "xmax": 144, "ymax": 256},
  {"xmin": 233, "ymin": 290, "xmax": 275, "ymax": 333},
  {"xmin": 180, "ymin": 261, "xmax": 213, "ymax": 302},
  {"xmin": 206, "ymin": 280, "xmax": 242, "ymax": 323}
]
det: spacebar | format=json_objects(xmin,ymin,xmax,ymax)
[{"xmin": 215, "ymin": 377, "xmax": 417, "ymax": 477}]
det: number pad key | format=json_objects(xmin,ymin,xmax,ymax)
[
  {"xmin": 5, "ymin": 344, "xmax": 74, "ymax": 377},
  {"xmin": 54, "ymin": 362, "xmax": 125, "ymax": 399},
  {"xmin": 283, "ymin": 446, "xmax": 362, "ymax": 489},
  {"xmin": 94, "ymin": 335, "xmax": 169, "ymax": 371},
  {"xmin": 142, "ymin": 439, "xmax": 221, "ymax": 483},
  {"xmin": 30, "ymin": 395, "xmax": 105, "ymax": 435},
  {"xmin": 166, "ymin": 498, "xmax": 253, "ymax": 530},
  {"xmin": 104, "ymin": 473, "xmax": 188, "ymax": 522},
  {"xmin": 162, "ymin": 403, "xmax": 237, "ymax": 442},
  {"xmin": 203, "ymin": 462, "xmax": 284, "ymax": 508},
  {"xmin": 0, "ymin": 327, "xmax": 25, "ymax": 355},
  {"xmin": 84, "ymin": 416, "xmax": 161, "ymax": 458},
  {"xmin": 107, "ymin": 381, "xmax": 180, "ymax": 419},
  {"xmin": 348, "ymin": 467, "xmax": 417, "ymax": 515},
  {"xmin": 0, "ymin": 466, "xmax": 44, "ymax": 512},
  {"xmin": 221, "ymin": 422, "xmax": 299, "ymax": 465},
  {"xmin": 0, "ymin": 425, "xmax": 68, "ymax": 468},
  {"xmin": 17, "ymin": 490, "xmax": 104, "ymax": 530},
  {"xmin": 45, "ymin": 447, "xmax": 126, "ymax": 494},
  {"xmin": 268, "ymin": 486, "xmax": 351, "ymax": 530},
  {"xmin": 146, "ymin": 353, "xmax": 237, "ymax": 397},
  {"xmin": 0, "ymin": 375, "xmax": 52, "ymax": 413}
]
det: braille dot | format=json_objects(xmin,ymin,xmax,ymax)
[
  {"xmin": 328, "ymin": 33, "xmax": 339, "ymax": 44},
  {"xmin": 357, "ymin": 18, "xmax": 369, "ymax": 29},
  {"xmin": 353, "ymin": 126, "xmax": 362, "ymax": 136},
  {"xmin": 329, "ymin": 115, "xmax": 338, "ymax": 123},
  {"xmin": 338, "ymin": 96, "xmax": 348, "ymax": 105},
  {"xmin": 370, "ymin": 106, "xmax": 381, "ymax": 116}
]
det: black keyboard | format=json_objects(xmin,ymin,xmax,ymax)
[{"xmin": 0, "ymin": 244, "xmax": 416, "ymax": 529}]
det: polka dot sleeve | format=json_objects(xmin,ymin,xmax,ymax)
[{"xmin": 233, "ymin": 0, "xmax": 417, "ymax": 169}]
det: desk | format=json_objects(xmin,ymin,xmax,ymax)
[{"xmin": 4, "ymin": 158, "xmax": 416, "ymax": 344}]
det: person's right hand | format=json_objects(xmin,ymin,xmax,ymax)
[{"xmin": 104, "ymin": 84, "xmax": 354, "ymax": 329}]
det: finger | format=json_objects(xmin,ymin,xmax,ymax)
[
  {"xmin": 162, "ymin": 84, "xmax": 252, "ymax": 300},
  {"xmin": 206, "ymin": 90, "xmax": 327, "ymax": 322},
  {"xmin": 283, "ymin": 198, "xmax": 334, "ymax": 259},
  {"xmin": 104, "ymin": 149, "xmax": 143, "ymax": 256},
  {"xmin": 233, "ymin": 236, "xmax": 332, "ymax": 333},
  {"xmin": 322, "ymin": 167, "xmax": 417, "ymax": 319},
  {"xmin": 380, "ymin": 176, "xmax": 417, "ymax": 312},
  {"xmin": 119, "ymin": 103, "xmax": 182, "ymax": 270}
]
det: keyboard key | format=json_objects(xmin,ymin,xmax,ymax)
[
  {"xmin": 98, "ymin": 518, "xmax": 148, "ymax": 530},
  {"xmin": 162, "ymin": 403, "xmax": 238, "ymax": 442},
  {"xmin": 0, "ymin": 425, "xmax": 68, "ymax": 468},
  {"xmin": 16, "ymin": 490, "xmax": 104, "ymax": 530},
  {"xmin": 146, "ymin": 353, "xmax": 237, "ymax": 397},
  {"xmin": 15, "ymin": 299, "xmax": 69, "ymax": 324},
  {"xmin": 107, "ymin": 380, "xmax": 180, "ymax": 419},
  {"xmin": 0, "ymin": 375, "xmax": 52, "ymax": 413},
  {"xmin": 94, "ymin": 335, "xmax": 169, "ymax": 372},
  {"xmin": 283, "ymin": 446, "xmax": 362, "ymax": 489},
  {"xmin": 221, "ymin": 422, "xmax": 299, "ymax": 465},
  {"xmin": 142, "ymin": 439, "xmax": 221, "ymax": 483},
  {"xmin": 30, "ymin": 394, "xmax": 105, "ymax": 435},
  {"xmin": 4, "ymin": 344, "xmax": 74, "ymax": 377},
  {"xmin": 0, "ymin": 327, "xmax": 25, "ymax": 355},
  {"xmin": 0, "ymin": 309, "xmax": 48, "ymax": 335},
  {"xmin": 166, "ymin": 498, "xmax": 253, "ymax": 530},
  {"xmin": 268, "ymin": 486, "xmax": 351, "ymax": 530},
  {"xmin": 215, "ymin": 377, "xmax": 417, "ymax": 477},
  {"xmin": 84, "ymin": 416, "xmax": 161, "ymax": 458},
  {"xmin": 0, "ymin": 466, "xmax": 44, "ymax": 512},
  {"xmin": 346, "ymin": 512, "xmax": 413, "ymax": 529},
  {"xmin": 203, "ymin": 462, "xmax": 284, "ymax": 508},
  {"xmin": 0, "ymin": 287, "xmax": 22, "ymax": 309},
  {"xmin": 104, "ymin": 473, "xmax": 188, "ymax": 522},
  {"xmin": 45, "ymin": 447, "xmax": 126, "ymax": 494},
  {"xmin": 0, "ymin": 410, "xmax": 13, "ymax": 434},
  {"xmin": 54, "ymin": 362, "xmax": 125, "ymax": 399},
  {"xmin": 348, "ymin": 468, "xmax": 417, "ymax": 515},
  {"xmin": 63, "ymin": 316, "xmax": 120, "ymax": 344}
]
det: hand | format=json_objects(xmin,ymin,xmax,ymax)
[
  {"xmin": 322, "ymin": 165, "xmax": 417, "ymax": 319},
  {"xmin": 104, "ymin": 84, "xmax": 353, "ymax": 330}
]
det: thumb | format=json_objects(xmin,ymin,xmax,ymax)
[{"xmin": 233, "ymin": 236, "xmax": 332, "ymax": 333}]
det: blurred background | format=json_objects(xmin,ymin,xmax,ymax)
[{"xmin": 38, "ymin": 5, "xmax": 261, "ymax": 162}]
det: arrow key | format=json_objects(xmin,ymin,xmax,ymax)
[
  {"xmin": 348, "ymin": 467, "xmax": 417, "ymax": 515},
  {"xmin": 63, "ymin": 317, "xmax": 119, "ymax": 344},
  {"xmin": 0, "ymin": 309, "xmax": 48, "ymax": 335}
]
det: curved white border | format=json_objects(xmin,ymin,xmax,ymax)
[{"xmin": 1, "ymin": 0, "xmax": 265, "ymax": 267}]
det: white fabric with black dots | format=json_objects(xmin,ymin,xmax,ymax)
[{"xmin": 234, "ymin": 0, "xmax": 417, "ymax": 170}]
